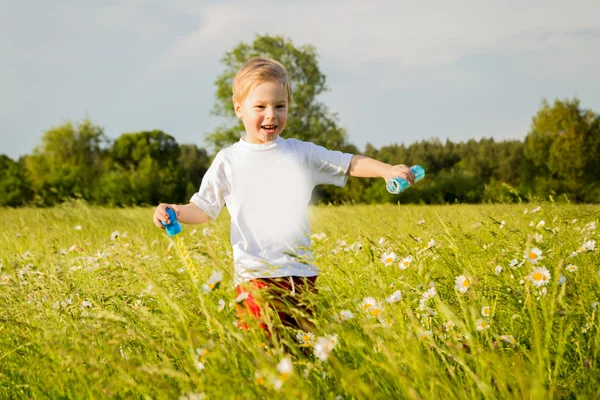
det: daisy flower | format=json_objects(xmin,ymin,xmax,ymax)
[
  {"xmin": 565, "ymin": 264, "xmax": 578, "ymax": 273},
  {"xmin": 498, "ymin": 334, "xmax": 517, "ymax": 345},
  {"xmin": 111, "ymin": 231, "xmax": 120, "ymax": 240},
  {"xmin": 386, "ymin": 290, "xmax": 402, "ymax": 303},
  {"xmin": 422, "ymin": 286, "xmax": 437, "ymax": 300},
  {"xmin": 500, "ymin": 220, "xmax": 505, "ymax": 229},
  {"xmin": 582, "ymin": 240, "xmax": 596, "ymax": 252},
  {"xmin": 443, "ymin": 320, "xmax": 455, "ymax": 331},
  {"xmin": 425, "ymin": 239, "xmax": 436, "ymax": 250},
  {"xmin": 311, "ymin": 232, "xmax": 327, "ymax": 241},
  {"xmin": 417, "ymin": 219, "xmax": 425, "ymax": 226},
  {"xmin": 399, "ymin": 255, "xmax": 413, "ymax": 270},
  {"xmin": 1, "ymin": 274, "xmax": 9, "ymax": 285},
  {"xmin": 476, "ymin": 319, "xmax": 490, "ymax": 331},
  {"xmin": 339, "ymin": 310, "xmax": 354, "ymax": 321},
  {"xmin": 380, "ymin": 252, "xmax": 397, "ymax": 266},
  {"xmin": 525, "ymin": 247, "xmax": 543, "ymax": 264},
  {"xmin": 74, "ymin": 225, "xmax": 82, "ymax": 231},
  {"xmin": 536, "ymin": 220, "xmax": 545, "ymax": 229},
  {"xmin": 481, "ymin": 306, "xmax": 491, "ymax": 317},
  {"xmin": 531, "ymin": 206, "xmax": 541, "ymax": 213},
  {"xmin": 277, "ymin": 356, "xmax": 293, "ymax": 381},
  {"xmin": 296, "ymin": 332, "xmax": 315, "ymax": 347},
  {"xmin": 509, "ymin": 258, "xmax": 519, "ymax": 268},
  {"xmin": 361, "ymin": 297, "xmax": 376, "ymax": 312},
  {"xmin": 495, "ymin": 265, "xmax": 503, "ymax": 275},
  {"xmin": 455, "ymin": 275, "xmax": 471, "ymax": 293},
  {"xmin": 313, "ymin": 335, "xmax": 338, "ymax": 361},
  {"xmin": 529, "ymin": 266, "xmax": 551, "ymax": 287},
  {"xmin": 418, "ymin": 330, "xmax": 433, "ymax": 340}
]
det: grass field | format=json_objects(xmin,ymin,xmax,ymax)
[{"xmin": 1, "ymin": 201, "xmax": 599, "ymax": 399}]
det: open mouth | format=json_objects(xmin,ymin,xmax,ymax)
[{"xmin": 261, "ymin": 125, "xmax": 277, "ymax": 134}]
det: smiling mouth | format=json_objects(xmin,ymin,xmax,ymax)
[{"xmin": 261, "ymin": 125, "xmax": 277, "ymax": 133}]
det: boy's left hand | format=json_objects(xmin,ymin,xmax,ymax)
[{"xmin": 384, "ymin": 164, "xmax": 415, "ymax": 184}]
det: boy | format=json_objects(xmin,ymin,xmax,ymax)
[{"xmin": 153, "ymin": 57, "xmax": 414, "ymax": 333}]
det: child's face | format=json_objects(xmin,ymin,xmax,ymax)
[{"xmin": 234, "ymin": 81, "xmax": 288, "ymax": 144}]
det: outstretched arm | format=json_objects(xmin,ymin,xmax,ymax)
[
  {"xmin": 347, "ymin": 155, "xmax": 415, "ymax": 184},
  {"xmin": 153, "ymin": 202, "xmax": 212, "ymax": 230}
]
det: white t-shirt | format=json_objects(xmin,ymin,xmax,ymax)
[{"xmin": 190, "ymin": 136, "xmax": 353, "ymax": 285}]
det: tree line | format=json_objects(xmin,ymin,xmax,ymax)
[{"xmin": 1, "ymin": 35, "xmax": 599, "ymax": 207}]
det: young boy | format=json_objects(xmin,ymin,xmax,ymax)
[{"xmin": 153, "ymin": 57, "xmax": 414, "ymax": 333}]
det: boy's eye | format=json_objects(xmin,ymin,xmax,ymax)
[{"xmin": 255, "ymin": 106, "xmax": 265, "ymax": 109}]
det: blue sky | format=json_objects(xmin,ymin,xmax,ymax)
[{"xmin": 1, "ymin": 0, "xmax": 599, "ymax": 159}]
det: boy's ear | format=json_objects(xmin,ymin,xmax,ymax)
[{"xmin": 233, "ymin": 100, "xmax": 243, "ymax": 119}]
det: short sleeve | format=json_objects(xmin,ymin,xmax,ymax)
[
  {"xmin": 307, "ymin": 142, "xmax": 354, "ymax": 186},
  {"xmin": 190, "ymin": 151, "xmax": 228, "ymax": 219}
]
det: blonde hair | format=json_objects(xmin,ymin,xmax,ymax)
[{"xmin": 232, "ymin": 57, "xmax": 293, "ymax": 105}]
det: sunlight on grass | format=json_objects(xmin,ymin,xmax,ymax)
[{"xmin": 1, "ymin": 201, "xmax": 599, "ymax": 398}]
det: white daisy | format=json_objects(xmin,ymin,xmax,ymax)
[
  {"xmin": 380, "ymin": 252, "xmax": 397, "ymax": 266},
  {"xmin": 339, "ymin": 310, "xmax": 354, "ymax": 321},
  {"xmin": 455, "ymin": 275, "xmax": 471, "ymax": 293},
  {"xmin": 386, "ymin": 290, "xmax": 402, "ymax": 303},
  {"xmin": 74, "ymin": 225, "xmax": 82, "ymax": 231},
  {"xmin": 525, "ymin": 248, "xmax": 543, "ymax": 264},
  {"xmin": 495, "ymin": 265, "xmax": 503, "ymax": 275},
  {"xmin": 536, "ymin": 220, "xmax": 545, "ymax": 229},
  {"xmin": 399, "ymin": 255, "xmax": 413, "ymax": 270},
  {"xmin": 481, "ymin": 306, "xmax": 491, "ymax": 317},
  {"xmin": 110, "ymin": 231, "xmax": 120, "ymax": 240},
  {"xmin": 476, "ymin": 319, "xmax": 490, "ymax": 331},
  {"xmin": 582, "ymin": 240, "xmax": 596, "ymax": 252},
  {"xmin": 361, "ymin": 297, "xmax": 376, "ymax": 312},
  {"xmin": 499, "ymin": 220, "xmax": 505, "ymax": 229},
  {"xmin": 529, "ymin": 266, "xmax": 551, "ymax": 287},
  {"xmin": 417, "ymin": 219, "xmax": 425, "ymax": 226},
  {"xmin": 565, "ymin": 264, "xmax": 578, "ymax": 273},
  {"xmin": 296, "ymin": 332, "xmax": 315, "ymax": 346},
  {"xmin": 425, "ymin": 239, "xmax": 436, "ymax": 250},
  {"xmin": 277, "ymin": 357, "xmax": 293, "ymax": 381},
  {"xmin": 443, "ymin": 320, "xmax": 455, "ymax": 331},
  {"xmin": 313, "ymin": 335, "xmax": 338, "ymax": 361}
]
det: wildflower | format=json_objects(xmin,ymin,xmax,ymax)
[
  {"xmin": 499, "ymin": 334, "xmax": 517, "ymax": 345},
  {"xmin": 476, "ymin": 319, "xmax": 490, "ymax": 331},
  {"xmin": 422, "ymin": 286, "xmax": 437, "ymax": 300},
  {"xmin": 380, "ymin": 252, "xmax": 397, "ymax": 266},
  {"xmin": 386, "ymin": 290, "xmax": 402, "ymax": 303},
  {"xmin": 378, "ymin": 237, "xmax": 386, "ymax": 245},
  {"xmin": 361, "ymin": 297, "xmax": 376, "ymax": 312},
  {"xmin": 524, "ymin": 248, "xmax": 543, "ymax": 264},
  {"xmin": 509, "ymin": 258, "xmax": 519, "ymax": 268},
  {"xmin": 313, "ymin": 335, "xmax": 338, "ymax": 361},
  {"xmin": 234, "ymin": 292, "xmax": 249, "ymax": 303},
  {"xmin": 369, "ymin": 302, "xmax": 384, "ymax": 317},
  {"xmin": 218, "ymin": 299, "xmax": 225, "ymax": 312},
  {"xmin": 373, "ymin": 340, "xmax": 383, "ymax": 353},
  {"xmin": 189, "ymin": 228, "xmax": 197, "ymax": 236},
  {"xmin": 533, "ymin": 233, "xmax": 543, "ymax": 243},
  {"xmin": 417, "ymin": 219, "xmax": 425, "ymax": 226},
  {"xmin": 80, "ymin": 300, "xmax": 92, "ymax": 308},
  {"xmin": 455, "ymin": 275, "xmax": 471, "ymax": 293},
  {"xmin": 311, "ymin": 232, "xmax": 327, "ymax": 241},
  {"xmin": 565, "ymin": 264, "xmax": 578, "ymax": 273},
  {"xmin": 418, "ymin": 330, "xmax": 433, "ymax": 340},
  {"xmin": 529, "ymin": 266, "xmax": 551, "ymax": 287},
  {"xmin": 500, "ymin": 220, "xmax": 505, "ymax": 229},
  {"xmin": 339, "ymin": 310, "xmax": 354, "ymax": 321},
  {"xmin": 536, "ymin": 220, "xmax": 545, "ymax": 229},
  {"xmin": 205, "ymin": 270, "xmax": 223, "ymax": 292},
  {"xmin": 425, "ymin": 239, "xmax": 436, "ymax": 250},
  {"xmin": 481, "ymin": 306, "xmax": 491, "ymax": 317},
  {"xmin": 1, "ymin": 274, "xmax": 9, "ymax": 285},
  {"xmin": 531, "ymin": 206, "xmax": 541, "ymax": 213},
  {"xmin": 399, "ymin": 255, "xmax": 413, "ymax": 270},
  {"xmin": 443, "ymin": 320, "xmax": 455, "ymax": 331},
  {"xmin": 558, "ymin": 275, "xmax": 566, "ymax": 285},
  {"xmin": 74, "ymin": 225, "xmax": 82, "ymax": 231},
  {"xmin": 110, "ymin": 231, "xmax": 119, "ymax": 240},
  {"xmin": 582, "ymin": 240, "xmax": 596, "ymax": 252},
  {"xmin": 296, "ymin": 332, "xmax": 315, "ymax": 346},
  {"xmin": 202, "ymin": 227, "xmax": 213, "ymax": 237},
  {"xmin": 495, "ymin": 265, "xmax": 503, "ymax": 275}
]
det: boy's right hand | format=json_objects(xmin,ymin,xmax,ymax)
[{"xmin": 153, "ymin": 203, "xmax": 181, "ymax": 229}]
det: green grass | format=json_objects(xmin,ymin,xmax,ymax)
[{"xmin": 1, "ymin": 201, "xmax": 599, "ymax": 399}]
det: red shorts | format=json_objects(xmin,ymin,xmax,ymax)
[{"xmin": 235, "ymin": 276, "xmax": 318, "ymax": 332}]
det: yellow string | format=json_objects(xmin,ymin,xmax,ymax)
[{"xmin": 176, "ymin": 235, "xmax": 198, "ymax": 278}]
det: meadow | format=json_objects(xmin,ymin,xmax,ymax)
[{"xmin": 1, "ymin": 201, "xmax": 599, "ymax": 399}]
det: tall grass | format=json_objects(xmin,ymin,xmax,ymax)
[{"xmin": 0, "ymin": 201, "xmax": 598, "ymax": 399}]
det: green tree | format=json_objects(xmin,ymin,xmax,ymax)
[
  {"xmin": 207, "ymin": 34, "xmax": 350, "ymax": 152},
  {"xmin": 101, "ymin": 130, "xmax": 186, "ymax": 206},
  {"xmin": 524, "ymin": 98, "xmax": 600, "ymax": 201},
  {"xmin": 0, "ymin": 155, "xmax": 33, "ymax": 206},
  {"xmin": 179, "ymin": 144, "xmax": 210, "ymax": 200},
  {"xmin": 24, "ymin": 119, "xmax": 107, "ymax": 205}
]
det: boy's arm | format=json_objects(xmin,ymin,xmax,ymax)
[
  {"xmin": 347, "ymin": 155, "xmax": 415, "ymax": 184},
  {"xmin": 153, "ymin": 202, "xmax": 212, "ymax": 229}
]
